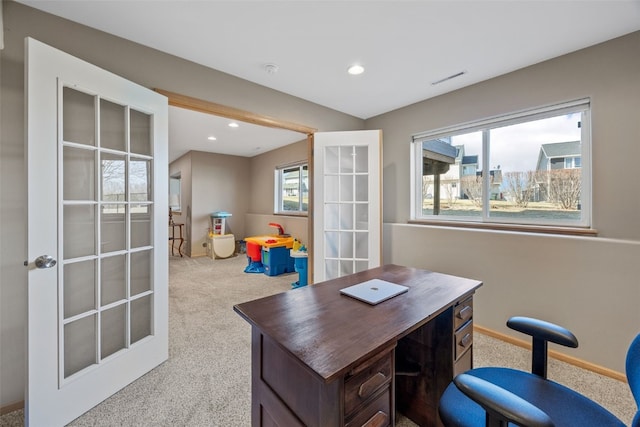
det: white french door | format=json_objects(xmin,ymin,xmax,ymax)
[
  {"xmin": 26, "ymin": 38, "xmax": 169, "ymax": 426},
  {"xmin": 313, "ymin": 130, "xmax": 382, "ymax": 282}
]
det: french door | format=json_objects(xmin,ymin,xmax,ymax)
[
  {"xmin": 26, "ymin": 38, "xmax": 169, "ymax": 426},
  {"xmin": 313, "ymin": 130, "xmax": 382, "ymax": 282}
]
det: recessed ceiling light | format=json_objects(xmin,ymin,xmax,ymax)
[
  {"xmin": 207, "ymin": 136, "xmax": 217, "ymax": 141},
  {"xmin": 228, "ymin": 122, "xmax": 239, "ymax": 128},
  {"xmin": 347, "ymin": 64, "xmax": 365, "ymax": 75}
]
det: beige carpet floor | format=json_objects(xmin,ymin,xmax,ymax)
[{"xmin": 1, "ymin": 255, "xmax": 636, "ymax": 426}]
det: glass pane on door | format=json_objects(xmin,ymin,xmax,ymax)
[
  {"xmin": 63, "ymin": 87, "xmax": 95, "ymax": 146},
  {"xmin": 131, "ymin": 205, "xmax": 152, "ymax": 248},
  {"xmin": 63, "ymin": 205, "xmax": 96, "ymax": 259},
  {"xmin": 101, "ymin": 255, "xmax": 126, "ymax": 306},
  {"xmin": 63, "ymin": 260, "xmax": 96, "ymax": 318},
  {"xmin": 130, "ymin": 250, "xmax": 152, "ymax": 296},
  {"xmin": 100, "ymin": 99, "xmax": 126, "ymax": 151},
  {"xmin": 131, "ymin": 295, "xmax": 152, "ymax": 344},
  {"xmin": 63, "ymin": 146, "xmax": 95, "ymax": 200},
  {"xmin": 64, "ymin": 315, "xmax": 97, "ymax": 378},
  {"xmin": 101, "ymin": 304, "xmax": 127, "ymax": 359},
  {"xmin": 130, "ymin": 109, "xmax": 151, "ymax": 156},
  {"xmin": 130, "ymin": 158, "xmax": 151, "ymax": 202},
  {"xmin": 101, "ymin": 204, "xmax": 126, "ymax": 253}
]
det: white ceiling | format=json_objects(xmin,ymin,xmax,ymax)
[
  {"xmin": 17, "ymin": 0, "xmax": 640, "ymax": 160},
  {"xmin": 168, "ymin": 106, "xmax": 306, "ymax": 160}
]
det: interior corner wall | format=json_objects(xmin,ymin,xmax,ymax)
[
  {"xmin": 169, "ymin": 152, "xmax": 192, "ymax": 255},
  {"xmin": 0, "ymin": 1, "xmax": 362, "ymax": 407},
  {"xmin": 190, "ymin": 151, "xmax": 251, "ymax": 257},
  {"xmin": 367, "ymin": 31, "xmax": 640, "ymax": 373}
]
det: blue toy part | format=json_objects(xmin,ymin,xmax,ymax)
[
  {"xmin": 244, "ymin": 259, "xmax": 265, "ymax": 274},
  {"xmin": 290, "ymin": 254, "xmax": 308, "ymax": 288}
]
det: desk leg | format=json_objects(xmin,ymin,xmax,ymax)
[{"xmin": 251, "ymin": 328, "xmax": 261, "ymax": 426}]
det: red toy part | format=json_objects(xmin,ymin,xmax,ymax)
[
  {"xmin": 246, "ymin": 241, "xmax": 262, "ymax": 262},
  {"xmin": 268, "ymin": 222, "xmax": 285, "ymax": 236}
]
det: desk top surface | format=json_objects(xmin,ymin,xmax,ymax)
[{"xmin": 234, "ymin": 264, "xmax": 482, "ymax": 382}]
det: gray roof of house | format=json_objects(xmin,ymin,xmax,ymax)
[
  {"xmin": 541, "ymin": 141, "xmax": 580, "ymax": 158},
  {"xmin": 422, "ymin": 139, "xmax": 457, "ymax": 163}
]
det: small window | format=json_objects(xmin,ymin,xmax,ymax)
[
  {"xmin": 275, "ymin": 163, "xmax": 308, "ymax": 214},
  {"xmin": 169, "ymin": 174, "xmax": 181, "ymax": 213},
  {"xmin": 411, "ymin": 99, "xmax": 591, "ymax": 229},
  {"xmin": 565, "ymin": 157, "xmax": 581, "ymax": 169}
]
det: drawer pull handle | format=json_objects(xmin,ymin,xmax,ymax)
[
  {"xmin": 358, "ymin": 372, "xmax": 387, "ymax": 398},
  {"xmin": 362, "ymin": 410, "xmax": 388, "ymax": 427},
  {"xmin": 460, "ymin": 333, "xmax": 472, "ymax": 348},
  {"xmin": 457, "ymin": 305, "xmax": 472, "ymax": 321}
]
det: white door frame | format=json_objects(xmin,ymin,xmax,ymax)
[{"xmin": 313, "ymin": 130, "xmax": 382, "ymax": 282}]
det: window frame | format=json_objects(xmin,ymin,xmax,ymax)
[
  {"xmin": 274, "ymin": 162, "xmax": 308, "ymax": 215},
  {"xmin": 410, "ymin": 99, "xmax": 592, "ymax": 231},
  {"xmin": 169, "ymin": 173, "xmax": 181, "ymax": 213}
]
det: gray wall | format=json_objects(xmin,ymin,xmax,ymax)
[
  {"xmin": 367, "ymin": 31, "xmax": 640, "ymax": 372},
  {"xmin": 191, "ymin": 151, "xmax": 251, "ymax": 257},
  {"xmin": 0, "ymin": 1, "xmax": 361, "ymax": 407}
]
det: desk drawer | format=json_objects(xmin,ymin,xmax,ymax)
[
  {"xmin": 345, "ymin": 388, "xmax": 391, "ymax": 427},
  {"xmin": 454, "ymin": 297, "xmax": 473, "ymax": 331},
  {"xmin": 345, "ymin": 352, "xmax": 393, "ymax": 415},
  {"xmin": 455, "ymin": 320, "xmax": 473, "ymax": 360}
]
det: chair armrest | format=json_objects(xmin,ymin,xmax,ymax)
[
  {"xmin": 507, "ymin": 317, "xmax": 579, "ymax": 348},
  {"xmin": 453, "ymin": 373, "xmax": 555, "ymax": 427},
  {"xmin": 507, "ymin": 316, "xmax": 579, "ymax": 378}
]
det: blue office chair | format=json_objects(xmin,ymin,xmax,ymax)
[{"xmin": 439, "ymin": 316, "xmax": 640, "ymax": 427}]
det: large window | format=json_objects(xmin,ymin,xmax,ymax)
[
  {"xmin": 275, "ymin": 163, "xmax": 308, "ymax": 214},
  {"xmin": 411, "ymin": 99, "xmax": 591, "ymax": 229}
]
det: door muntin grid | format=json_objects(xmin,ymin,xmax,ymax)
[
  {"xmin": 60, "ymin": 85, "xmax": 154, "ymax": 382},
  {"xmin": 323, "ymin": 145, "xmax": 370, "ymax": 280}
]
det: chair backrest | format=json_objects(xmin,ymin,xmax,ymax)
[{"xmin": 627, "ymin": 333, "xmax": 640, "ymax": 427}]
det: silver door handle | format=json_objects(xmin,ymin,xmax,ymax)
[{"xmin": 35, "ymin": 255, "xmax": 57, "ymax": 269}]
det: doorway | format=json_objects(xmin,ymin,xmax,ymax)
[{"xmin": 157, "ymin": 90, "xmax": 317, "ymax": 273}]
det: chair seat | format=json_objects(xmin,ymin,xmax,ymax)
[{"xmin": 439, "ymin": 367, "xmax": 625, "ymax": 427}]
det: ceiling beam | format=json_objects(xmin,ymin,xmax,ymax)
[{"xmin": 155, "ymin": 89, "xmax": 317, "ymax": 135}]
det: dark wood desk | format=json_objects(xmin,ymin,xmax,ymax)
[{"xmin": 234, "ymin": 264, "xmax": 482, "ymax": 427}]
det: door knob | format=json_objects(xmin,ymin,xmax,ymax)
[{"xmin": 35, "ymin": 255, "xmax": 57, "ymax": 269}]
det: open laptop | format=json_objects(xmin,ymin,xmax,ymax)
[{"xmin": 340, "ymin": 279, "xmax": 409, "ymax": 305}]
